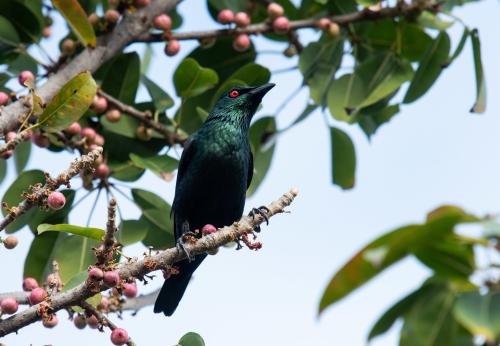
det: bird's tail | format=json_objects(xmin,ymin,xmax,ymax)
[{"xmin": 154, "ymin": 255, "xmax": 206, "ymax": 316}]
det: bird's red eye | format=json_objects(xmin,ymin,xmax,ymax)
[{"xmin": 229, "ymin": 90, "xmax": 239, "ymax": 98}]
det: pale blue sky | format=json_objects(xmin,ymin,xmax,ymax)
[{"xmin": 1, "ymin": 0, "xmax": 499, "ymax": 345}]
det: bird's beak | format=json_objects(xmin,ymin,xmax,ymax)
[{"xmin": 248, "ymin": 83, "xmax": 275, "ymax": 99}]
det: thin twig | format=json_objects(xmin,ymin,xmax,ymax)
[{"xmin": 0, "ymin": 129, "xmax": 32, "ymax": 156}]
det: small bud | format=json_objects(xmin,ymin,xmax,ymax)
[
  {"xmin": 87, "ymin": 314, "xmax": 99, "ymax": 329},
  {"xmin": 3, "ymin": 235, "xmax": 18, "ymax": 249},
  {"xmin": 111, "ymin": 328, "xmax": 129, "ymax": 346},
  {"xmin": 199, "ymin": 37, "xmax": 216, "ymax": 49},
  {"xmin": 61, "ymin": 38, "xmax": 76, "ymax": 55},
  {"xmin": 42, "ymin": 26, "xmax": 52, "ymax": 38},
  {"xmin": 64, "ymin": 122, "xmax": 82, "ymax": 136},
  {"xmin": 2, "ymin": 150, "xmax": 12, "ymax": 160},
  {"xmin": 1, "ymin": 297, "xmax": 19, "ymax": 314},
  {"xmin": 23, "ymin": 277, "xmax": 39, "ymax": 291},
  {"xmin": 5, "ymin": 132, "xmax": 16, "ymax": 142},
  {"xmin": 0, "ymin": 91, "xmax": 9, "ymax": 106},
  {"xmin": 73, "ymin": 314, "xmax": 87, "ymax": 329},
  {"xmin": 32, "ymin": 132, "xmax": 49, "ymax": 148},
  {"xmin": 283, "ymin": 45, "xmax": 297, "ymax": 57},
  {"xmin": 88, "ymin": 267, "xmax": 104, "ymax": 281},
  {"xmin": 327, "ymin": 22, "xmax": 340, "ymax": 37},
  {"xmin": 135, "ymin": 0, "xmax": 150, "ymax": 7},
  {"xmin": 91, "ymin": 95, "xmax": 108, "ymax": 114},
  {"xmin": 272, "ymin": 16, "xmax": 290, "ymax": 34},
  {"xmin": 202, "ymin": 224, "xmax": 217, "ymax": 235},
  {"xmin": 95, "ymin": 163, "xmax": 110, "ymax": 180},
  {"xmin": 18, "ymin": 70, "xmax": 35, "ymax": 87},
  {"xmin": 232, "ymin": 34, "xmax": 251, "ymax": 52},
  {"xmin": 47, "ymin": 191, "xmax": 66, "ymax": 210},
  {"xmin": 46, "ymin": 273, "xmax": 61, "ymax": 288},
  {"xmin": 267, "ymin": 3, "xmax": 284, "ymax": 18},
  {"xmin": 81, "ymin": 127, "xmax": 97, "ymax": 142},
  {"xmin": 103, "ymin": 271, "xmax": 120, "ymax": 287},
  {"xmin": 164, "ymin": 40, "xmax": 180, "ymax": 57},
  {"xmin": 153, "ymin": 14, "xmax": 172, "ymax": 31},
  {"xmin": 217, "ymin": 9, "xmax": 234, "ymax": 24},
  {"xmin": 234, "ymin": 12, "xmax": 250, "ymax": 27},
  {"xmin": 105, "ymin": 109, "xmax": 121, "ymax": 123},
  {"xmin": 29, "ymin": 287, "xmax": 47, "ymax": 305},
  {"xmin": 318, "ymin": 18, "xmax": 331, "ymax": 30},
  {"xmin": 122, "ymin": 282, "xmax": 137, "ymax": 298},
  {"xmin": 136, "ymin": 125, "xmax": 152, "ymax": 141},
  {"xmin": 104, "ymin": 9, "xmax": 120, "ymax": 24},
  {"xmin": 88, "ymin": 13, "xmax": 99, "ymax": 26},
  {"xmin": 43, "ymin": 314, "xmax": 58, "ymax": 328}
]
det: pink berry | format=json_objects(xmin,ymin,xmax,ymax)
[
  {"xmin": 23, "ymin": 277, "xmax": 39, "ymax": 291},
  {"xmin": 164, "ymin": 40, "xmax": 180, "ymax": 56},
  {"xmin": 202, "ymin": 224, "xmax": 217, "ymax": 235},
  {"xmin": 1, "ymin": 297, "xmax": 19, "ymax": 314},
  {"xmin": 92, "ymin": 95, "xmax": 108, "ymax": 114},
  {"xmin": 64, "ymin": 122, "xmax": 81, "ymax": 136},
  {"xmin": 318, "ymin": 18, "xmax": 331, "ymax": 30},
  {"xmin": 111, "ymin": 328, "xmax": 129, "ymax": 345},
  {"xmin": 73, "ymin": 314, "xmax": 87, "ymax": 329},
  {"xmin": 103, "ymin": 271, "xmax": 120, "ymax": 287},
  {"xmin": 87, "ymin": 314, "xmax": 99, "ymax": 329},
  {"xmin": 104, "ymin": 9, "xmax": 120, "ymax": 24},
  {"xmin": 94, "ymin": 134, "xmax": 105, "ymax": 147},
  {"xmin": 98, "ymin": 297, "xmax": 109, "ymax": 311},
  {"xmin": 47, "ymin": 191, "xmax": 66, "ymax": 210},
  {"xmin": 153, "ymin": 14, "xmax": 172, "ymax": 31},
  {"xmin": 272, "ymin": 16, "xmax": 290, "ymax": 34},
  {"xmin": 5, "ymin": 131, "xmax": 16, "ymax": 142},
  {"xmin": 217, "ymin": 9, "xmax": 234, "ymax": 24},
  {"xmin": 32, "ymin": 131, "xmax": 49, "ymax": 148},
  {"xmin": 234, "ymin": 12, "xmax": 250, "ymax": 27},
  {"xmin": 122, "ymin": 283, "xmax": 137, "ymax": 298},
  {"xmin": 88, "ymin": 13, "xmax": 99, "ymax": 26},
  {"xmin": 81, "ymin": 127, "xmax": 97, "ymax": 142},
  {"xmin": 267, "ymin": 3, "xmax": 284, "ymax": 18},
  {"xmin": 135, "ymin": 0, "xmax": 150, "ymax": 7},
  {"xmin": 61, "ymin": 38, "xmax": 75, "ymax": 55},
  {"xmin": 0, "ymin": 91, "xmax": 8, "ymax": 106},
  {"xmin": 24, "ymin": 129, "xmax": 33, "ymax": 140},
  {"xmin": 2, "ymin": 150, "xmax": 12, "ymax": 160},
  {"xmin": 18, "ymin": 70, "xmax": 35, "ymax": 87},
  {"xmin": 3, "ymin": 235, "xmax": 18, "ymax": 249},
  {"xmin": 42, "ymin": 314, "xmax": 58, "ymax": 328},
  {"xmin": 95, "ymin": 163, "xmax": 110, "ymax": 179},
  {"xmin": 327, "ymin": 22, "xmax": 340, "ymax": 37},
  {"xmin": 88, "ymin": 267, "xmax": 104, "ymax": 281},
  {"xmin": 105, "ymin": 109, "xmax": 121, "ymax": 123},
  {"xmin": 29, "ymin": 287, "xmax": 47, "ymax": 305},
  {"xmin": 233, "ymin": 34, "xmax": 251, "ymax": 52}
]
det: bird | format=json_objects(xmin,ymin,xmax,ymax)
[{"xmin": 154, "ymin": 83, "xmax": 275, "ymax": 316}]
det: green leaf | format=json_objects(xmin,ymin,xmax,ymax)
[
  {"xmin": 101, "ymin": 52, "xmax": 140, "ymax": 104},
  {"xmin": 0, "ymin": 1, "xmax": 42, "ymax": 43},
  {"xmin": 36, "ymin": 71, "xmax": 96, "ymax": 132},
  {"xmin": 108, "ymin": 160, "xmax": 145, "ymax": 182},
  {"xmin": 52, "ymin": 0, "xmax": 96, "ymax": 47},
  {"xmin": 418, "ymin": 12, "xmax": 454, "ymax": 31},
  {"xmin": 118, "ymin": 219, "xmax": 148, "ymax": 246},
  {"xmin": 178, "ymin": 332, "xmax": 205, "ymax": 346},
  {"xmin": 2, "ymin": 169, "xmax": 45, "ymax": 233},
  {"xmin": 454, "ymin": 291, "xmax": 500, "ymax": 342},
  {"xmin": 358, "ymin": 103, "xmax": 400, "ymax": 138},
  {"xmin": 24, "ymin": 231, "xmax": 60, "ymax": 283},
  {"xmin": 174, "ymin": 58, "xmax": 219, "ymax": 99},
  {"xmin": 445, "ymin": 28, "xmax": 469, "ymax": 66},
  {"xmin": 247, "ymin": 116, "xmax": 276, "ymax": 196},
  {"xmin": 404, "ymin": 31, "xmax": 451, "ymax": 103},
  {"xmin": 399, "ymin": 23, "xmax": 433, "ymax": 62},
  {"xmin": 0, "ymin": 160, "xmax": 6, "ymax": 185},
  {"xmin": 141, "ymin": 210, "xmax": 175, "ymax": 249},
  {"xmin": 327, "ymin": 73, "xmax": 365, "ymax": 122},
  {"xmin": 37, "ymin": 223, "xmax": 105, "ymax": 240},
  {"xmin": 129, "ymin": 153, "xmax": 179, "ymax": 180},
  {"xmin": 0, "ymin": 16, "xmax": 20, "ymax": 53},
  {"xmin": 131, "ymin": 188, "xmax": 171, "ymax": 215},
  {"xmin": 63, "ymin": 271, "xmax": 102, "ymax": 310},
  {"xmin": 469, "ymin": 29, "xmax": 486, "ymax": 113},
  {"xmin": 14, "ymin": 140, "xmax": 31, "ymax": 173},
  {"xmin": 142, "ymin": 75, "xmax": 174, "ymax": 112},
  {"xmin": 330, "ymin": 127, "xmax": 356, "ymax": 189}
]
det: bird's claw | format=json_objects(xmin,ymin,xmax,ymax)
[
  {"xmin": 248, "ymin": 206, "xmax": 270, "ymax": 233},
  {"xmin": 177, "ymin": 235, "xmax": 196, "ymax": 262}
]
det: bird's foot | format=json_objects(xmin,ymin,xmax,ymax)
[
  {"xmin": 248, "ymin": 206, "xmax": 270, "ymax": 233},
  {"xmin": 177, "ymin": 233, "xmax": 198, "ymax": 262}
]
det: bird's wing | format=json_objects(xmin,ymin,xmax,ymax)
[{"xmin": 247, "ymin": 150, "xmax": 254, "ymax": 189}]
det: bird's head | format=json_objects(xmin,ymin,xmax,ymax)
[{"xmin": 208, "ymin": 83, "xmax": 275, "ymax": 127}]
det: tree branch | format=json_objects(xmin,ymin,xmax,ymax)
[
  {"xmin": 0, "ymin": 130, "xmax": 32, "ymax": 156},
  {"xmin": 0, "ymin": 188, "xmax": 298, "ymax": 336},
  {"xmin": 0, "ymin": 0, "xmax": 180, "ymax": 136}
]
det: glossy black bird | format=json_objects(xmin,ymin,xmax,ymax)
[{"xmin": 154, "ymin": 83, "xmax": 275, "ymax": 316}]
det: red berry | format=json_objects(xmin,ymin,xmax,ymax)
[
  {"xmin": 64, "ymin": 122, "xmax": 82, "ymax": 136},
  {"xmin": 3, "ymin": 235, "xmax": 18, "ymax": 249},
  {"xmin": 2, "ymin": 150, "xmax": 12, "ymax": 160},
  {"xmin": 92, "ymin": 95, "xmax": 108, "ymax": 114},
  {"xmin": 18, "ymin": 70, "xmax": 35, "ymax": 87},
  {"xmin": 103, "ymin": 271, "xmax": 120, "ymax": 287},
  {"xmin": 135, "ymin": 0, "xmax": 150, "ymax": 7},
  {"xmin": 233, "ymin": 34, "xmax": 251, "ymax": 52},
  {"xmin": 81, "ymin": 127, "xmax": 97, "ymax": 142},
  {"xmin": 43, "ymin": 314, "xmax": 58, "ymax": 328},
  {"xmin": 95, "ymin": 163, "xmax": 110, "ymax": 179},
  {"xmin": 105, "ymin": 109, "xmax": 121, "ymax": 123},
  {"xmin": 267, "ymin": 3, "xmax": 284, "ymax": 18},
  {"xmin": 88, "ymin": 13, "xmax": 99, "ymax": 26},
  {"xmin": 32, "ymin": 131, "xmax": 49, "ymax": 148},
  {"xmin": 122, "ymin": 283, "xmax": 137, "ymax": 298},
  {"xmin": 153, "ymin": 14, "xmax": 172, "ymax": 31},
  {"xmin": 88, "ymin": 267, "xmax": 104, "ymax": 281},
  {"xmin": 87, "ymin": 314, "xmax": 99, "ymax": 329},
  {"xmin": 111, "ymin": 328, "xmax": 129, "ymax": 345},
  {"xmin": 318, "ymin": 18, "xmax": 331, "ymax": 30},
  {"xmin": 47, "ymin": 191, "xmax": 66, "ymax": 210},
  {"xmin": 104, "ymin": 10, "xmax": 120, "ymax": 24},
  {"xmin": 23, "ymin": 277, "xmax": 39, "ymax": 291},
  {"xmin": 234, "ymin": 12, "xmax": 250, "ymax": 27},
  {"xmin": 0, "ymin": 92, "xmax": 9, "ymax": 106},
  {"xmin": 73, "ymin": 314, "xmax": 87, "ymax": 329},
  {"xmin": 5, "ymin": 132, "xmax": 16, "ymax": 142},
  {"xmin": 217, "ymin": 9, "xmax": 234, "ymax": 24},
  {"xmin": 1, "ymin": 297, "xmax": 19, "ymax": 314},
  {"xmin": 29, "ymin": 287, "xmax": 47, "ymax": 305},
  {"xmin": 164, "ymin": 40, "xmax": 180, "ymax": 56},
  {"xmin": 202, "ymin": 224, "xmax": 217, "ymax": 235},
  {"xmin": 272, "ymin": 16, "xmax": 290, "ymax": 34}
]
